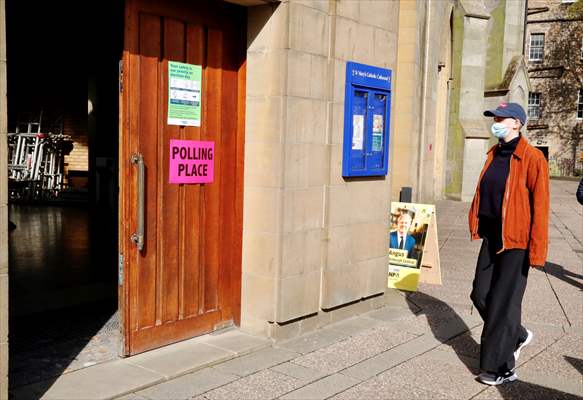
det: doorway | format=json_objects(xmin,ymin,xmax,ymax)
[
  {"xmin": 6, "ymin": 0, "xmax": 124, "ymax": 389},
  {"xmin": 119, "ymin": 0, "xmax": 246, "ymax": 356},
  {"xmin": 536, "ymin": 146, "xmax": 549, "ymax": 161},
  {"xmin": 7, "ymin": 0, "xmax": 247, "ymax": 392}
]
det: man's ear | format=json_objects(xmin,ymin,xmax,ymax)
[{"xmin": 514, "ymin": 119, "xmax": 521, "ymax": 130}]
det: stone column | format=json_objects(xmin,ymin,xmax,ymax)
[
  {"xmin": 390, "ymin": 0, "xmax": 423, "ymax": 201},
  {"xmin": 0, "ymin": 0, "xmax": 8, "ymax": 397},
  {"xmin": 502, "ymin": 0, "xmax": 526, "ymax": 70},
  {"xmin": 446, "ymin": 1, "xmax": 492, "ymax": 201},
  {"xmin": 241, "ymin": 2, "xmax": 289, "ymax": 336},
  {"xmin": 459, "ymin": 14, "xmax": 491, "ymax": 201}
]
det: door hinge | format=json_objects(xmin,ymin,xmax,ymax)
[
  {"xmin": 118, "ymin": 254, "xmax": 124, "ymax": 286},
  {"xmin": 119, "ymin": 60, "xmax": 124, "ymax": 93}
]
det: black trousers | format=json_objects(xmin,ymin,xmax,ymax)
[{"xmin": 470, "ymin": 236, "xmax": 530, "ymax": 373}]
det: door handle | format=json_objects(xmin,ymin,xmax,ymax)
[{"xmin": 130, "ymin": 153, "xmax": 145, "ymax": 252}]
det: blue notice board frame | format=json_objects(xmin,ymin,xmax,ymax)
[{"xmin": 342, "ymin": 62, "xmax": 392, "ymax": 177}]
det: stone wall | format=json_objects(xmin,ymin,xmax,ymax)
[
  {"xmin": 242, "ymin": 0, "xmax": 400, "ymax": 339},
  {"xmin": 525, "ymin": 0, "xmax": 583, "ymax": 177},
  {"xmin": 445, "ymin": 0, "xmax": 528, "ymax": 201},
  {"xmin": 390, "ymin": 0, "xmax": 425, "ymax": 201},
  {"xmin": 390, "ymin": 0, "xmax": 455, "ymax": 204}
]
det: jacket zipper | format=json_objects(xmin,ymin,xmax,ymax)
[{"xmin": 498, "ymin": 155, "xmax": 514, "ymax": 254}]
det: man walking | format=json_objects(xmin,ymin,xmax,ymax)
[{"xmin": 468, "ymin": 103, "xmax": 549, "ymax": 385}]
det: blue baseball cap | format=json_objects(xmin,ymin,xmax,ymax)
[{"xmin": 484, "ymin": 102, "xmax": 527, "ymax": 125}]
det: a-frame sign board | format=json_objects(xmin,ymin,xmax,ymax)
[{"xmin": 419, "ymin": 212, "xmax": 441, "ymax": 285}]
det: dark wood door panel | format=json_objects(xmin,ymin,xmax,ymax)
[{"xmin": 121, "ymin": 0, "xmax": 245, "ymax": 355}]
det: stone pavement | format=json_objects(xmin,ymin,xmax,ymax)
[{"xmin": 13, "ymin": 180, "xmax": 583, "ymax": 399}]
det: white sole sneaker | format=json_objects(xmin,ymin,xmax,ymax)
[
  {"xmin": 514, "ymin": 329, "xmax": 533, "ymax": 361},
  {"xmin": 478, "ymin": 371, "xmax": 518, "ymax": 386}
]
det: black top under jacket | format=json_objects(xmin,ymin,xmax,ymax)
[{"xmin": 478, "ymin": 135, "xmax": 520, "ymax": 220}]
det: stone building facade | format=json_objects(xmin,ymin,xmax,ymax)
[
  {"xmin": 243, "ymin": 0, "xmax": 530, "ymax": 339},
  {"xmin": 242, "ymin": 0, "xmax": 402, "ymax": 339},
  {"xmin": 525, "ymin": 0, "xmax": 583, "ymax": 177},
  {"xmin": 0, "ymin": 0, "xmax": 529, "ymax": 396},
  {"xmin": 390, "ymin": 0, "xmax": 530, "ymax": 203},
  {"xmin": 443, "ymin": 0, "xmax": 530, "ymax": 201}
]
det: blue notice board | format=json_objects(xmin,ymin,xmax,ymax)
[{"xmin": 342, "ymin": 62, "xmax": 392, "ymax": 177}]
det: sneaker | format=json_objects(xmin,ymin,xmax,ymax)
[
  {"xmin": 514, "ymin": 329, "xmax": 533, "ymax": 361},
  {"xmin": 478, "ymin": 370, "xmax": 518, "ymax": 386}
]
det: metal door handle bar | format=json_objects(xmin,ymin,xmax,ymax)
[{"xmin": 131, "ymin": 153, "xmax": 145, "ymax": 251}]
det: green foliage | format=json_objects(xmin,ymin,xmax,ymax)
[{"xmin": 568, "ymin": 0, "xmax": 583, "ymax": 18}]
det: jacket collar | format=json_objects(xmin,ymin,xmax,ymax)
[{"xmin": 486, "ymin": 134, "xmax": 527, "ymax": 159}]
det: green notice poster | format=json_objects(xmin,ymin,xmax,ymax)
[{"xmin": 168, "ymin": 61, "xmax": 202, "ymax": 127}]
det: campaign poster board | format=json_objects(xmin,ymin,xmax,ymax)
[
  {"xmin": 168, "ymin": 61, "xmax": 202, "ymax": 127},
  {"xmin": 169, "ymin": 139, "xmax": 214, "ymax": 184},
  {"xmin": 388, "ymin": 202, "xmax": 436, "ymax": 292}
]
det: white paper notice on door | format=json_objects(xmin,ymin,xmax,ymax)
[
  {"xmin": 352, "ymin": 114, "xmax": 364, "ymax": 150},
  {"xmin": 168, "ymin": 61, "xmax": 202, "ymax": 127}
]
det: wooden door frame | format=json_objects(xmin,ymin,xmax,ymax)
[{"xmin": 118, "ymin": 0, "xmax": 246, "ymax": 356}]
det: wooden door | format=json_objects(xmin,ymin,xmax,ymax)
[{"xmin": 119, "ymin": 0, "xmax": 246, "ymax": 355}]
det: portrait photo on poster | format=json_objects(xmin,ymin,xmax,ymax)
[{"xmin": 388, "ymin": 202, "xmax": 435, "ymax": 292}]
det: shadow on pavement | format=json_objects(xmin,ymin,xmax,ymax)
[
  {"xmin": 544, "ymin": 262, "xmax": 583, "ymax": 291},
  {"xmin": 564, "ymin": 356, "xmax": 583, "ymax": 375},
  {"xmin": 405, "ymin": 291, "xmax": 580, "ymax": 399},
  {"xmin": 405, "ymin": 291, "xmax": 480, "ymax": 374},
  {"xmin": 495, "ymin": 379, "xmax": 583, "ymax": 399}
]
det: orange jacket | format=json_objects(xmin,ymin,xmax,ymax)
[{"xmin": 468, "ymin": 136, "xmax": 550, "ymax": 267}]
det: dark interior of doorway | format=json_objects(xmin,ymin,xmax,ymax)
[
  {"xmin": 535, "ymin": 146, "xmax": 549, "ymax": 161},
  {"xmin": 6, "ymin": 0, "xmax": 124, "ymax": 391}
]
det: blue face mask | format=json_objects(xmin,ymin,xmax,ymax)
[{"xmin": 491, "ymin": 122, "xmax": 509, "ymax": 139}]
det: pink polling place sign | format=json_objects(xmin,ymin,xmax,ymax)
[{"xmin": 169, "ymin": 139, "xmax": 214, "ymax": 184}]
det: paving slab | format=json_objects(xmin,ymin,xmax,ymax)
[
  {"xmin": 422, "ymin": 347, "xmax": 481, "ymax": 372},
  {"xmin": 388, "ymin": 333, "xmax": 442, "ymax": 357},
  {"xmin": 269, "ymin": 362, "xmax": 326, "ymax": 382},
  {"xmin": 430, "ymin": 312, "xmax": 482, "ymax": 340},
  {"xmin": 514, "ymin": 334, "xmax": 583, "ymax": 388},
  {"xmin": 409, "ymin": 309, "xmax": 482, "ymax": 342},
  {"xmin": 280, "ymin": 373, "xmax": 360, "ymax": 400},
  {"xmin": 524, "ymin": 321, "xmax": 566, "ymax": 337},
  {"xmin": 125, "ymin": 339, "xmax": 234, "ymax": 378},
  {"xmin": 116, "ymin": 394, "xmax": 149, "ymax": 400},
  {"xmin": 435, "ymin": 325, "xmax": 482, "ymax": 359},
  {"xmin": 275, "ymin": 328, "xmax": 347, "ymax": 355},
  {"xmin": 133, "ymin": 368, "xmax": 238, "ymax": 400},
  {"xmin": 382, "ymin": 289, "xmax": 414, "ymax": 309},
  {"xmin": 332, "ymin": 378, "xmax": 450, "ymax": 400},
  {"xmin": 364, "ymin": 306, "xmax": 417, "ymax": 322},
  {"xmin": 340, "ymin": 348, "xmax": 414, "ymax": 381},
  {"xmin": 211, "ymin": 347, "xmax": 297, "ymax": 377},
  {"xmin": 194, "ymin": 329, "xmax": 270, "ymax": 356},
  {"xmin": 12, "ymin": 359, "xmax": 164, "ymax": 400},
  {"xmin": 327, "ymin": 316, "xmax": 385, "ymax": 336},
  {"xmin": 291, "ymin": 326, "xmax": 417, "ymax": 374},
  {"xmin": 373, "ymin": 352, "xmax": 484, "ymax": 399},
  {"xmin": 474, "ymin": 379, "xmax": 583, "ymax": 400},
  {"xmin": 517, "ymin": 369, "xmax": 583, "ymax": 398},
  {"xmin": 193, "ymin": 369, "xmax": 301, "ymax": 400},
  {"xmin": 384, "ymin": 313, "xmax": 432, "ymax": 336}
]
